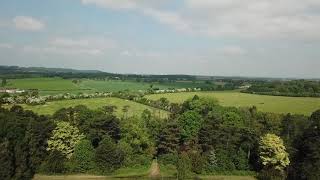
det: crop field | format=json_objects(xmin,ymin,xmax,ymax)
[
  {"xmin": 4, "ymin": 77, "xmax": 92, "ymax": 95},
  {"xmin": 18, "ymin": 97, "xmax": 168, "ymax": 118},
  {"xmin": 78, "ymin": 79, "xmax": 215, "ymax": 92},
  {"xmin": 145, "ymin": 91, "xmax": 320, "ymax": 115},
  {"xmin": 79, "ymin": 79, "xmax": 154, "ymax": 92},
  {"xmin": 4, "ymin": 77, "xmax": 217, "ymax": 95}
]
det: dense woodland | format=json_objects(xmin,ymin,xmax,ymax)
[
  {"xmin": 1, "ymin": 96, "xmax": 320, "ymax": 180},
  {"xmin": 243, "ymin": 80, "xmax": 320, "ymax": 97}
]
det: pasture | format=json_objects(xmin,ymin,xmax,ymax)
[
  {"xmin": 18, "ymin": 97, "xmax": 168, "ymax": 118},
  {"xmin": 145, "ymin": 91, "xmax": 320, "ymax": 115},
  {"xmin": 4, "ymin": 77, "xmax": 91, "ymax": 95},
  {"xmin": 4, "ymin": 77, "xmax": 217, "ymax": 95}
]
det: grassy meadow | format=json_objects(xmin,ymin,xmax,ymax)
[
  {"xmin": 4, "ymin": 77, "xmax": 91, "ymax": 95},
  {"xmin": 4, "ymin": 78, "xmax": 216, "ymax": 95},
  {"xmin": 145, "ymin": 91, "xmax": 320, "ymax": 115},
  {"xmin": 17, "ymin": 97, "xmax": 168, "ymax": 118}
]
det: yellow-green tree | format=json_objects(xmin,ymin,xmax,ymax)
[
  {"xmin": 259, "ymin": 134, "xmax": 289, "ymax": 171},
  {"xmin": 47, "ymin": 121, "xmax": 84, "ymax": 159}
]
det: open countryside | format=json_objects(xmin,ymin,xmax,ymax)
[
  {"xmin": 4, "ymin": 77, "xmax": 216, "ymax": 95},
  {"xmin": 3, "ymin": 77, "xmax": 320, "ymax": 115},
  {"xmin": 146, "ymin": 91, "xmax": 320, "ymax": 115},
  {"xmin": 2, "ymin": 0, "xmax": 320, "ymax": 179},
  {"xmin": 19, "ymin": 97, "xmax": 168, "ymax": 118}
]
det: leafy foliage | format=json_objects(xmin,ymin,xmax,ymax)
[
  {"xmin": 177, "ymin": 152, "xmax": 192, "ymax": 179},
  {"xmin": 244, "ymin": 80, "xmax": 320, "ymax": 97},
  {"xmin": 95, "ymin": 136, "xmax": 125, "ymax": 173},
  {"xmin": 259, "ymin": 134, "xmax": 289, "ymax": 173},
  {"xmin": 47, "ymin": 121, "xmax": 85, "ymax": 159},
  {"xmin": 68, "ymin": 139, "xmax": 96, "ymax": 173}
]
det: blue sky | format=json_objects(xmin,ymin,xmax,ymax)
[{"xmin": 0, "ymin": 0, "xmax": 319, "ymax": 78}]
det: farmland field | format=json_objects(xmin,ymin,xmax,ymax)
[
  {"xmin": 17, "ymin": 97, "xmax": 168, "ymax": 118},
  {"xmin": 4, "ymin": 77, "xmax": 91, "ymax": 95},
  {"xmin": 78, "ymin": 79, "xmax": 154, "ymax": 92},
  {"xmin": 145, "ymin": 91, "xmax": 320, "ymax": 115},
  {"xmin": 76, "ymin": 79, "xmax": 216, "ymax": 92},
  {"xmin": 4, "ymin": 77, "xmax": 217, "ymax": 95}
]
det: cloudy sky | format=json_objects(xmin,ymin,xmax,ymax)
[{"xmin": 0, "ymin": 0, "xmax": 319, "ymax": 78}]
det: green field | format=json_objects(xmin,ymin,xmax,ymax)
[
  {"xmin": 5, "ymin": 77, "xmax": 91, "ymax": 95},
  {"xmin": 18, "ymin": 97, "xmax": 168, "ymax": 118},
  {"xmin": 5, "ymin": 78, "xmax": 216, "ymax": 95},
  {"xmin": 79, "ymin": 79, "xmax": 153, "ymax": 92},
  {"xmin": 145, "ymin": 91, "xmax": 320, "ymax": 115}
]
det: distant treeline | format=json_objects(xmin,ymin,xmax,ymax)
[
  {"xmin": 0, "ymin": 66, "xmax": 196, "ymax": 81},
  {"xmin": 242, "ymin": 80, "xmax": 320, "ymax": 97}
]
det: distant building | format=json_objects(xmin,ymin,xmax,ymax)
[
  {"xmin": 239, "ymin": 85, "xmax": 251, "ymax": 89},
  {"xmin": 0, "ymin": 88, "xmax": 25, "ymax": 94}
]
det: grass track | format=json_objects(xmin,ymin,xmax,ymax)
[
  {"xmin": 18, "ymin": 97, "xmax": 168, "ymax": 118},
  {"xmin": 145, "ymin": 91, "xmax": 320, "ymax": 115}
]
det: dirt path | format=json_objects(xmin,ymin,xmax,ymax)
[{"xmin": 148, "ymin": 159, "xmax": 161, "ymax": 178}]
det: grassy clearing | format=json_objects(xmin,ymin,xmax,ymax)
[
  {"xmin": 145, "ymin": 91, "xmax": 320, "ymax": 115},
  {"xmin": 112, "ymin": 166, "xmax": 150, "ymax": 178},
  {"xmin": 17, "ymin": 97, "xmax": 168, "ymax": 118}
]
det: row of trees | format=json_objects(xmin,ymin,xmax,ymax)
[
  {"xmin": 243, "ymin": 80, "xmax": 320, "ymax": 97},
  {"xmin": 0, "ymin": 96, "xmax": 319, "ymax": 179}
]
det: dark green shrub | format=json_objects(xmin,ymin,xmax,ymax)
[
  {"xmin": 257, "ymin": 168, "xmax": 286, "ymax": 180},
  {"xmin": 95, "ymin": 136, "xmax": 124, "ymax": 173},
  {"xmin": 39, "ymin": 150, "xmax": 66, "ymax": 174},
  {"xmin": 233, "ymin": 148, "xmax": 249, "ymax": 170},
  {"xmin": 68, "ymin": 139, "xmax": 96, "ymax": 173},
  {"xmin": 177, "ymin": 152, "xmax": 192, "ymax": 180},
  {"xmin": 158, "ymin": 153, "xmax": 179, "ymax": 166},
  {"xmin": 188, "ymin": 151, "xmax": 206, "ymax": 174}
]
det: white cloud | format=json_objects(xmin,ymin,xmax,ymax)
[
  {"xmin": 0, "ymin": 43, "xmax": 13, "ymax": 49},
  {"xmin": 22, "ymin": 46, "xmax": 103, "ymax": 56},
  {"xmin": 80, "ymin": 0, "xmax": 170, "ymax": 10},
  {"xmin": 143, "ymin": 9, "xmax": 191, "ymax": 32},
  {"xmin": 217, "ymin": 46, "xmax": 247, "ymax": 56},
  {"xmin": 81, "ymin": 0, "xmax": 137, "ymax": 10},
  {"xmin": 79, "ymin": 0, "xmax": 320, "ymax": 40},
  {"xmin": 121, "ymin": 50, "xmax": 164, "ymax": 58},
  {"xmin": 23, "ymin": 37, "xmax": 116, "ymax": 56},
  {"xmin": 50, "ymin": 37, "xmax": 116, "ymax": 48},
  {"xmin": 13, "ymin": 16, "xmax": 45, "ymax": 31},
  {"xmin": 184, "ymin": 0, "xmax": 320, "ymax": 39}
]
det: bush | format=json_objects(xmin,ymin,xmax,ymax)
[
  {"xmin": 68, "ymin": 139, "xmax": 96, "ymax": 173},
  {"xmin": 39, "ymin": 150, "xmax": 66, "ymax": 174},
  {"xmin": 95, "ymin": 136, "xmax": 125, "ymax": 173},
  {"xmin": 188, "ymin": 151, "xmax": 206, "ymax": 174},
  {"xmin": 158, "ymin": 153, "xmax": 179, "ymax": 166},
  {"xmin": 215, "ymin": 150, "xmax": 236, "ymax": 171},
  {"xmin": 257, "ymin": 168, "xmax": 286, "ymax": 180},
  {"xmin": 233, "ymin": 148, "xmax": 250, "ymax": 170},
  {"xmin": 177, "ymin": 152, "xmax": 192, "ymax": 179}
]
